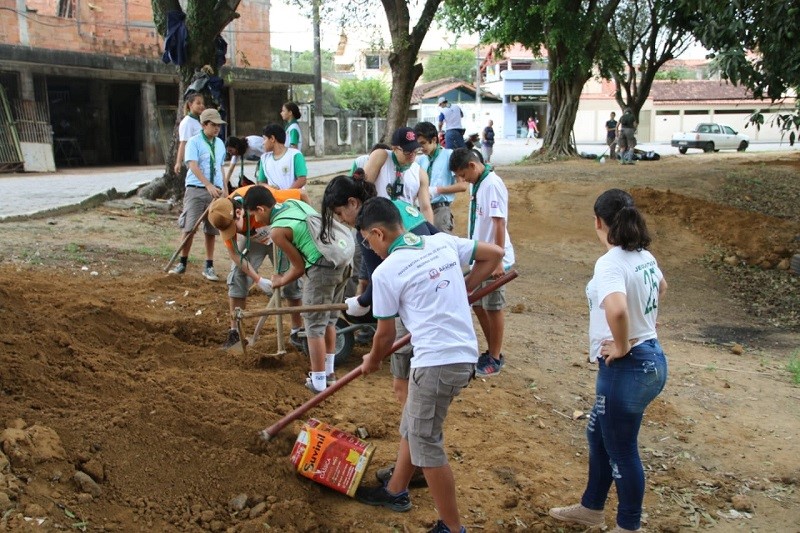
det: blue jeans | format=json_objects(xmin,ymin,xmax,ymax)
[
  {"xmin": 444, "ymin": 129, "xmax": 465, "ymax": 149},
  {"xmin": 581, "ymin": 339, "xmax": 667, "ymax": 530}
]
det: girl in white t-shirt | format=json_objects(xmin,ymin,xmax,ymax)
[
  {"xmin": 550, "ymin": 188, "xmax": 668, "ymax": 533},
  {"xmin": 174, "ymin": 94, "xmax": 205, "ymax": 175}
]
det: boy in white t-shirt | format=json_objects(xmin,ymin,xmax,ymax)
[
  {"xmin": 449, "ymin": 148, "xmax": 515, "ymax": 376},
  {"xmin": 354, "ymin": 197, "xmax": 503, "ymax": 533},
  {"xmin": 256, "ymin": 123, "xmax": 307, "ymax": 190}
]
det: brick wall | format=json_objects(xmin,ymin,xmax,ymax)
[{"xmin": 1, "ymin": 0, "xmax": 271, "ymax": 68}]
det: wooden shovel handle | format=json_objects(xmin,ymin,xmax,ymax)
[
  {"xmin": 259, "ymin": 269, "xmax": 519, "ymax": 441},
  {"xmin": 163, "ymin": 205, "xmax": 210, "ymax": 272}
]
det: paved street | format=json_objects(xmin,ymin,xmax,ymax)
[{"xmin": 1, "ymin": 140, "xmax": 795, "ymax": 219}]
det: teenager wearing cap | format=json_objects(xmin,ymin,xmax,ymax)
[
  {"xmin": 169, "ymin": 108, "xmax": 227, "ymax": 281},
  {"xmin": 362, "ymin": 126, "xmax": 434, "ymax": 224},
  {"xmin": 206, "ymin": 184, "xmax": 306, "ymax": 349},
  {"xmin": 437, "ymin": 96, "xmax": 466, "ymax": 150}
]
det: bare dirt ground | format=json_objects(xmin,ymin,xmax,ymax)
[{"xmin": 1, "ymin": 151, "xmax": 799, "ymax": 532}]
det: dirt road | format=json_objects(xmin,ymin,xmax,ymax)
[{"xmin": 1, "ymin": 151, "xmax": 798, "ymax": 532}]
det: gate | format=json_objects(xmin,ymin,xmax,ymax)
[{"xmin": 0, "ymin": 85, "xmax": 24, "ymax": 172}]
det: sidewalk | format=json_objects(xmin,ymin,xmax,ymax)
[
  {"xmin": 0, "ymin": 157, "xmax": 353, "ymax": 219},
  {"xmin": 2, "ymin": 139, "xmax": 625, "ymax": 219}
]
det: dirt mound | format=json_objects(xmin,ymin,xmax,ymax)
[
  {"xmin": 1, "ymin": 153, "xmax": 799, "ymax": 531},
  {"xmin": 632, "ymin": 187, "xmax": 799, "ymax": 267}
]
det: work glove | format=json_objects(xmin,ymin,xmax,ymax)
[
  {"xmin": 345, "ymin": 296, "xmax": 371, "ymax": 317},
  {"xmin": 256, "ymin": 277, "xmax": 273, "ymax": 296}
]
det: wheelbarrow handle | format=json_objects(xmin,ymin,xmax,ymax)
[{"xmin": 259, "ymin": 269, "xmax": 519, "ymax": 441}]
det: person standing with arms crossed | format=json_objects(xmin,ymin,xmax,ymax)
[
  {"xmin": 437, "ymin": 96, "xmax": 466, "ymax": 149},
  {"xmin": 353, "ymin": 197, "xmax": 504, "ymax": 533},
  {"xmin": 280, "ymin": 101, "xmax": 303, "ymax": 151},
  {"xmin": 450, "ymin": 148, "xmax": 515, "ymax": 376},
  {"xmin": 414, "ymin": 121, "xmax": 468, "ymax": 234},
  {"xmin": 174, "ymin": 93, "xmax": 205, "ymax": 175},
  {"xmin": 549, "ymin": 188, "xmax": 667, "ymax": 533},
  {"xmin": 169, "ymin": 108, "xmax": 227, "ymax": 281}
]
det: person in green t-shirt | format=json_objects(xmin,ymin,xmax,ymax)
[{"xmin": 243, "ymin": 186, "xmax": 350, "ymax": 394}]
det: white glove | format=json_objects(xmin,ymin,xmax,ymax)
[
  {"xmin": 428, "ymin": 186, "xmax": 439, "ymax": 199},
  {"xmin": 256, "ymin": 277, "xmax": 273, "ymax": 295},
  {"xmin": 345, "ymin": 296, "xmax": 371, "ymax": 317}
]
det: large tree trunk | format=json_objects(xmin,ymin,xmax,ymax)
[
  {"xmin": 539, "ymin": 60, "xmax": 589, "ymax": 157},
  {"xmin": 142, "ymin": 0, "xmax": 240, "ymax": 200},
  {"xmin": 380, "ymin": 0, "xmax": 441, "ymax": 140},
  {"xmin": 385, "ymin": 56, "xmax": 423, "ymax": 138}
]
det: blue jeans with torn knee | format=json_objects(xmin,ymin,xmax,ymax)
[{"xmin": 581, "ymin": 338, "xmax": 667, "ymax": 530}]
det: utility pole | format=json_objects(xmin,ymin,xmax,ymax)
[
  {"xmin": 475, "ymin": 39, "xmax": 482, "ymax": 129},
  {"xmin": 312, "ymin": 0, "xmax": 325, "ymax": 157}
]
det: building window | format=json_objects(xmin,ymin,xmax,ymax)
[
  {"xmin": 365, "ymin": 55, "xmax": 382, "ymax": 70},
  {"xmin": 522, "ymin": 81, "xmax": 544, "ymax": 91},
  {"xmin": 58, "ymin": 0, "xmax": 76, "ymax": 18}
]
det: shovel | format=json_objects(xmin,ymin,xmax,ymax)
[
  {"xmin": 164, "ymin": 206, "xmax": 210, "ymax": 272},
  {"xmin": 257, "ymin": 269, "xmax": 519, "ymax": 442}
]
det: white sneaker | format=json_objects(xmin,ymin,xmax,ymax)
[{"xmin": 202, "ymin": 266, "xmax": 219, "ymax": 281}]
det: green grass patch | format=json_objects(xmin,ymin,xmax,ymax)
[{"xmin": 787, "ymin": 350, "xmax": 800, "ymax": 385}]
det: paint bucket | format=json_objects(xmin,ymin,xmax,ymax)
[{"xmin": 290, "ymin": 418, "xmax": 376, "ymax": 497}]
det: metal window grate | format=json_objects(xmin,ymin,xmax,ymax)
[{"xmin": 57, "ymin": 0, "xmax": 76, "ymax": 18}]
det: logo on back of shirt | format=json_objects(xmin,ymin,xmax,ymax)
[
  {"xmin": 435, "ymin": 280, "xmax": 450, "ymax": 292},
  {"xmin": 403, "ymin": 233, "xmax": 421, "ymax": 246},
  {"xmin": 429, "ymin": 269, "xmax": 440, "ymax": 279}
]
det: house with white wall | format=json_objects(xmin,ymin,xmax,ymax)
[{"xmin": 575, "ymin": 77, "xmax": 796, "ymax": 143}]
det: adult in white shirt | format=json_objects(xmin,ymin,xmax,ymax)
[
  {"xmin": 174, "ymin": 93, "xmax": 205, "ymax": 175},
  {"xmin": 437, "ymin": 96, "xmax": 465, "ymax": 149},
  {"xmin": 549, "ymin": 188, "xmax": 668, "ymax": 533},
  {"xmin": 362, "ymin": 127, "xmax": 434, "ymax": 224}
]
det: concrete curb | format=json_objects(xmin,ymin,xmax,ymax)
[{"xmin": 0, "ymin": 187, "xmax": 138, "ymax": 224}]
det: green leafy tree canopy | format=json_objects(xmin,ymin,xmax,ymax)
[
  {"xmin": 336, "ymin": 78, "xmax": 390, "ymax": 117},
  {"xmin": 423, "ymin": 48, "xmax": 476, "ymax": 82}
]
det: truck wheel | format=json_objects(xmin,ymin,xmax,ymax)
[
  {"xmin": 678, "ymin": 147, "xmax": 688, "ymax": 154},
  {"xmin": 737, "ymin": 141, "xmax": 749, "ymax": 152},
  {"xmin": 703, "ymin": 142, "xmax": 715, "ymax": 153}
]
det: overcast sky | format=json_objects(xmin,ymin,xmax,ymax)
[{"xmin": 269, "ymin": 0, "xmax": 710, "ymax": 59}]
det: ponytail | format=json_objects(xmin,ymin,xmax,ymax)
[{"xmin": 594, "ymin": 189, "xmax": 651, "ymax": 251}]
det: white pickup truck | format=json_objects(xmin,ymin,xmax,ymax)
[{"xmin": 671, "ymin": 123, "xmax": 749, "ymax": 154}]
